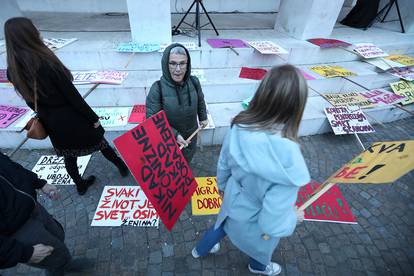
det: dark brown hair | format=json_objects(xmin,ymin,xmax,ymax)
[
  {"xmin": 4, "ymin": 17, "xmax": 72, "ymax": 102},
  {"xmin": 232, "ymin": 64, "xmax": 308, "ymax": 141}
]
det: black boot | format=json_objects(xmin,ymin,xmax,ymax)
[
  {"xmin": 101, "ymin": 147, "xmax": 130, "ymax": 177},
  {"xmin": 75, "ymin": 175, "xmax": 96, "ymax": 195},
  {"xmin": 117, "ymin": 160, "xmax": 129, "ymax": 177}
]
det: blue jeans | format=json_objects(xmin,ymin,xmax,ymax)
[{"xmin": 195, "ymin": 224, "xmax": 267, "ymax": 271}]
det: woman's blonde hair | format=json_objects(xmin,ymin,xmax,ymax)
[{"xmin": 232, "ymin": 64, "xmax": 308, "ymax": 141}]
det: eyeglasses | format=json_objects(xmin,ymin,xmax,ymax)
[{"xmin": 169, "ymin": 62, "xmax": 188, "ymax": 69}]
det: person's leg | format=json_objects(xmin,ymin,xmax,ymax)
[
  {"xmin": 100, "ymin": 146, "xmax": 129, "ymax": 177},
  {"xmin": 249, "ymin": 257, "xmax": 267, "ymax": 271},
  {"xmin": 195, "ymin": 223, "xmax": 226, "ymax": 257},
  {"xmin": 64, "ymin": 156, "xmax": 95, "ymax": 195}
]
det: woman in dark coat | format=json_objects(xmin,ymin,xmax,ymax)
[{"xmin": 4, "ymin": 17, "xmax": 128, "ymax": 195}]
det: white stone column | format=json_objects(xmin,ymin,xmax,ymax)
[
  {"xmin": 275, "ymin": 0, "xmax": 345, "ymax": 40},
  {"xmin": 126, "ymin": 0, "xmax": 172, "ymax": 44},
  {"xmin": 0, "ymin": 0, "xmax": 23, "ymax": 39}
]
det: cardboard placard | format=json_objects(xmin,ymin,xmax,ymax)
[
  {"xmin": 91, "ymin": 186, "xmax": 159, "ymax": 227},
  {"xmin": 364, "ymin": 58, "xmax": 406, "ymax": 71},
  {"xmin": 324, "ymin": 106, "xmax": 375, "ymax": 135},
  {"xmin": 72, "ymin": 71, "xmax": 98, "ymax": 85},
  {"xmin": 322, "ymin": 92, "xmax": 374, "ymax": 108},
  {"xmin": 191, "ymin": 177, "xmax": 222, "ymax": 215},
  {"xmin": 0, "ymin": 105, "xmax": 29, "ymax": 128},
  {"xmin": 113, "ymin": 111, "xmax": 198, "ymax": 231},
  {"xmin": 389, "ymin": 80, "xmax": 414, "ymax": 105},
  {"xmin": 310, "ymin": 65, "xmax": 357, "ymax": 78},
  {"xmin": 207, "ymin": 39, "xmax": 248, "ymax": 48},
  {"xmin": 43, "ymin": 38, "xmax": 78, "ymax": 50},
  {"xmin": 307, "ymin": 38, "xmax": 351, "ymax": 49},
  {"xmin": 32, "ymin": 155, "xmax": 91, "ymax": 185},
  {"xmin": 159, "ymin": 42, "xmax": 199, "ymax": 52},
  {"xmin": 328, "ymin": 140, "xmax": 414, "ymax": 184},
  {"xmin": 385, "ymin": 55, "xmax": 414, "ymax": 67},
  {"xmin": 128, "ymin": 105, "xmax": 146, "ymax": 124},
  {"xmin": 93, "ymin": 107, "xmax": 130, "ymax": 127},
  {"xmin": 300, "ymin": 69, "xmax": 316, "ymax": 80},
  {"xmin": 353, "ymin": 43, "xmax": 388, "ymax": 59},
  {"xmin": 0, "ymin": 69, "xmax": 8, "ymax": 83},
  {"xmin": 359, "ymin": 89, "xmax": 406, "ymax": 106},
  {"xmin": 389, "ymin": 67, "xmax": 414, "ymax": 81},
  {"xmin": 93, "ymin": 71, "xmax": 128, "ymax": 85},
  {"xmin": 247, "ymin": 41, "xmax": 288, "ymax": 54},
  {"xmin": 116, "ymin": 42, "xmax": 160, "ymax": 53},
  {"xmin": 296, "ymin": 180, "xmax": 357, "ymax": 224},
  {"xmin": 239, "ymin": 67, "xmax": 268, "ymax": 80}
]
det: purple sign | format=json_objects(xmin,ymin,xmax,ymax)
[
  {"xmin": 207, "ymin": 39, "xmax": 248, "ymax": 49},
  {"xmin": 0, "ymin": 105, "xmax": 29, "ymax": 128},
  {"xmin": 0, "ymin": 69, "xmax": 8, "ymax": 83},
  {"xmin": 300, "ymin": 70, "xmax": 316, "ymax": 80}
]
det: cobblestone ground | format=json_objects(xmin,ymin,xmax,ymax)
[{"xmin": 1, "ymin": 117, "xmax": 413, "ymax": 276}]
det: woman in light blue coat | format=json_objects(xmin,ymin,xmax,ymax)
[{"xmin": 191, "ymin": 65, "xmax": 310, "ymax": 276}]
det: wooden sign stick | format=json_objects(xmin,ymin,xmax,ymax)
[
  {"xmin": 298, "ymin": 181, "xmax": 336, "ymax": 212},
  {"xmin": 179, "ymin": 127, "xmax": 202, "ymax": 150},
  {"xmin": 227, "ymin": 46, "xmax": 239, "ymax": 56},
  {"xmin": 124, "ymin": 52, "xmax": 136, "ymax": 69}
]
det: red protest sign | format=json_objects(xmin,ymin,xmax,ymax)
[
  {"xmin": 128, "ymin": 104, "xmax": 146, "ymax": 124},
  {"xmin": 239, "ymin": 67, "xmax": 268, "ymax": 80},
  {"xmin": 307, "ymin": 38, "xmax": 351, "ymax": 49},
  {"xmin": 296, "ymin": 180, "xmax": 357, "ymax": 224},
  {"xmin": 113, "ymin": 111, "xmax": 197, "ymax": 231}
]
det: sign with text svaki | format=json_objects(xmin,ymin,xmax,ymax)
[
  {"xmin": 296, "ymin": 180, "xmax": 357, "ymax": 224},
  {"xmin": 113, "ymin": 111, "xmax": 197, "ymax": 231},
  {"xmin": 191, "ymin": 177, "xmax": 222, "ymax": 216},
  {"xmin": 328, "ymin": 141, "xmax": 414, "ymax": 184},
  {"xmin": 91, "ymin": 186, "xmax": 159, "ymax": 227},
  {"xmin": 324, "ymin": 106, "xmax": 375, "ymax": 135}
]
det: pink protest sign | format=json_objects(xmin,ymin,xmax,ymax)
[
  {"xmin": 300, "ymin": 70, "xmax": 316, "ymax": 80},
  {"xmin": 0, "ymin": 105, "xmax": 29, "ymax": 128},
  {"xmin": 389, "ymin": 67, "xmax": 414, "ymax": 81},
  {"xmin": 0, "ymin": 69, "xmax": 8, "ymax": 83},
  {"xmin": 93, "ymin": 71, "xmax": 128, "ymax": 85},
  {"xmin": 359, "ymin": 89, "xmax": 406, "ymax": 107},
  {"xmin": 207, "ymin": 39, "xmax": 248, "ymax": 48},
  {"xmin": 307, "ymin": 38, "xmax": 351, "ymax": 49}
]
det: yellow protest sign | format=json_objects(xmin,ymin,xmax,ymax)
[
  {"xmin": 385, "ymin": 55, "xmax": 414, "ymax": 67},
  {"xmin": 328, "ymin": 141, "xmax": 414, "ymax": 184},
  {"xmin": 191, "ymin": 177, "xmax": 222, "ymax": 215},
  {"xmin": 322, "ymin": 92, "xmax": 375, "ymax": 108},
  {"xmin": 389, "ymin": 80, "xmax": 414, "ymax": 105},
  {"xmin": 309, "ymin": 65, "xmax": 357, "ymax": 78}
]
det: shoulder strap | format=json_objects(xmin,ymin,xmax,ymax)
[
  {"xmin": 156, "ymin": 80, "xmax": 163, "ymax": 107},
  {"xmin": 190, "ymin": 76, "xmax": 200, "ymax": 95}
]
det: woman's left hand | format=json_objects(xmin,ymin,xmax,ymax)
[
  {"xmin": 295, "ymin": 206, "xmax": 304, "ymax": 224},
  {"xmin": 93, "ymin": 121, "xmax": 101, "ymax": 128},
  {"xmin": 200, "ymin": 120, "xmax": 209, "ymax": 128},
  {"xmin": 41, "ymin": 184, "xmax": 59, "ymax": 200}
]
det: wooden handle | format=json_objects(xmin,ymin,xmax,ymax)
[
  {"xmin": 298, "ymin": 182, "xmax": 336, "ymax": 212},
  {"xmin": 179, "ymin": 127, "xmax": 202, "ymax": 150}
]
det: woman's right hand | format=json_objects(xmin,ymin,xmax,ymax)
[
  {"xmin": 29, "ymin": 244, "xmax": 54, "ymax": 263},
  {"xmin": 295, "ymin": 206, "xmax": 304, "ymax": 224},
  {"xmin": 93, "ymin": 121, "xmax": 101, "ymax": 128},
  {"xmin": 177, "ymin": 134, "xmax": 189, "ymax": 148}
]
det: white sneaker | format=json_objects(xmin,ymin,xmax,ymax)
[
  {"xmin": 191, "ymin": 243, "xmax": 221, "ymax": 258},
  {"xmin": 248, "ymin": 262, "xmax": 282, "ymax": 276}
]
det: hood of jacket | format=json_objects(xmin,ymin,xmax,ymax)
[
  {"xmin": 228, "ymin": 125, "xmax": 310, "ymax": 187},
  {"xmin": 161, "ymin": 43, "xmax": 192, "ymax": 86}
]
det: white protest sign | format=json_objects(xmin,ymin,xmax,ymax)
[
  {"xmin": 91, "ymin": 186, "xmax": 159, "ymax": 227},
  {"xmin": 198, "ymin": 103, "xmax": 215, "ymax": 129},
  {"xmin": 14, "ymin": 111, "xmax": 34, "ymax": 129},
  {"xmin": 72, "ymin": 71, "xmax": 98, "ymax": 85},
  {"xmin": 364, "ymin": 58, "xmax": 405, "ymax": 71},
  {"xmin": 247, "ymin": 41, "xmax": 288, "ymax": 54},
  {"xmin": 93, "ymin": 71, "xmax": 128, "ymax": 85},
  {"xmin": 359, "ymin": 89, "xmax": 406, "ymax": 107},
  {"xmin": 116, "ymin": 42, "xmax": 160, "ymax": 53},
  {"xmin": 93, "ymin": 107, "xmax": 130, "ymax": 127},
  {"xmin": 43, "ymin": 38, "xmax": 78, "ymax": 50},
  {"xmin": 389, "ymin": 67, "xmax": 414, "ymax": 81},
  {"xmin": 324, "ymin": 106, "xmax": 375, "ymax": 135},
  {"xmin": 159, "ymin": 42, "xmax": 199, "ymax": 52},
  {"xmin": 353, "ymin": 43, "xmax": 388, "ymax": 59},
  {"xmin": 32, "ymin": 155, "xmax": 91, "ymax": 185}
]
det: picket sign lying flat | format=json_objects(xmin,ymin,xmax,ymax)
[
  {"xmin": 309, "ymin": 65, "xmax": 357, "ymax": 78},
  {"xmin": 389, "ymin": 80, "xmax": 414, "ymax": 105},
  {"xmin": 324, "ymin": 106, "xmax": 375, "ymax": 135},
  {"xmin": 0, "ymin": 105, "xmax": 29, "ymax": 129},
  {"xmin": 92, "ymin": 107, "xmax": 131, "ymax": 128},
  {"xmin": 307, "ymin": 38, "xmax": 351, "ymax": 49}
]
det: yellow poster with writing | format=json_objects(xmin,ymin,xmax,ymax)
[
  {"xmin": 310, "ymin": 65, "xmax": 357, "ymax": 78},
  {"xmin": 389, "ymin": 80, "xmax": 414, "ymax": 105},
  {"xmin": 328, "ymin": 141, "xmax": 414, "ymax": 184},
  {"xmin": 191, "ymin": 177, "xmax": 222, "ymax": 215},
  {"xmin": 386, "ymin": 55, "xmax": 414, "ymax": 67},
  {"xmin": 322, "ymin": 92, "xmax": 375, "ymax": 108}
]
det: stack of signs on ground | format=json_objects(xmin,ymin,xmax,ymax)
[
  {"xmin": 388, "ymin": 67, "xmax": 414, "ymax": 81},
  {"xmin": 128, "ymin": 105, "xmax": 146, "ymax": 124},
  {"xmin": 93, "ymin": 107, "xmax": 130, "ymax": 127},
  {"xmin": 310, "ymin": 65, "xmax": 357, "ymax": 78},
  {"xmin": 322, "ymin": 92, "xmax": 374, "ymax": 108},
  {"xmin": 191, "ymin": 177, "xmax": 222, "ymax": 215},
  {"xmin": 198, "ymin": 103, "xmax": 215, "ymax": 129},
  {"xmin": 116, "ymin": 42, "xmax": 160, "ymax": 52},
  {"xmin": 353, "ymin": 43, "xmax": 387, "ymax": 59},
  {"xmin": 72, "ymin": 71, "xmax": 128, "ymax": 85},
  {"xmin": 207, "ymin": 39, "xmax": 248, "ymax": 49},
  {"xmin": 325, "ymin": 106, "xmax": 375, "ymax": 135},
  {"xmin": 32, "ymin": 155, "xmax": 91, "ymax": 185},
  {"xmin": 159, "ymin": 42, "xmax": 199, "ymax": 52},
  {"xmin": 307, "ymin": 38, "xmax": 351, "ymax": 49},
  {"xmin": 0, "ymin": 105, "xmax": 28, "ymax": 128},
  {"xmin": 247, "ymin": 41, "xmax": 288, "ymax": 54},
  {"xmin": 239, "ymin": 67, "xmax": 268, "ymax": 80},
  {"xmin": 43, "ymin": 38, "xmax": 78, "ymax": 51},
  {"xmin": 0, "ymin": 69, "xmax": 8, "ymax": 83},
  {"xmin": 296, "ymin": 180, "xmax": 357, "ymax": 224},
  {"xmin": 359, "ymin": 89, "xmax": 406, "ymax": 107},
  {"xmin": 113, "ymin": 111, "xmax": 198, "ymax": 231},
  {"xmin": 91, "ymin": 186, "xmax": 159, "ymax": 227},
  {"xmin": 385, "ymin": 55, "xmax": 414, "ymax": 67},
  {"xmin": 389, "ymin": 80, "xmax": 414, "ymax": 105}
]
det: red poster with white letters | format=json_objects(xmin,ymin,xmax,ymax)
[{"xmin": 113, "ymin": 111, "xmax": 197, "ymax": 231}]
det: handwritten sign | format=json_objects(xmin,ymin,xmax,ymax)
[
  {"xmin": 325, "ymin": 106, "xmax": 375, "ymax": 135},
  {"xmin": 307, "ymin": 38, "xmax": 351, "ymax": 49},
  {"xmin": 389, "ymin": 67, "xmax": 414, "ymax": 81},
  {"xmin": 72, "ymin": 71, "xmax": 98, "ymax": 85},
  {"xmin": 43, "ymin": 38, "xmax": 78, "ymax": 50},
  {"xmin": 389, "ymin": 80, "xmax": 414, "ymax": 105},
  {"xmin": 310, "ymin": 65, "xmax": 357, "ymax": 78},
  {"xmin": 116, "ymin": 42, "xmax": 160, "ymax": 53},
  {"xmin": 159, "ymin": 42, "xmax": 199, "ymax": 52},
  {"xmin": 239, "ymin": 67, "xmax": 268, "ymax": 80},
  {"xmin": 198, "ymin": 103, "xmax": 215, "ymax": 129},
  {"xmin": 207, "ymin": 39, "xmax": 248, "ymax": 48},
  {"xmin": 113, "ymin": 111, "xmax": 197, "ymax": 231},
  {"xmin": 353, "ymin": 43, "xmax": 388, "ymax": 59},
  {"xmin": 296, "ymin": 180, "xmax": 357, "ymax": 224},
  {"xmin": 191, "ymin": 177, "xmax": 221, "ymax": 215},
  {"xmin": 0, "ymin": 69, "xmax": 8, "ymax": 83},
  {"xmin": 322, "ymin": 92, "xmax": 374, "ymax": 108},
  {"xmin": 328, "ymin": 141, "xmax": 414, "ymax": 184},
  {"xmin": 359, "ymin": 89, "xmax": 405, "ymax": 107},
  {"xmin": 242, "ymin": 95, "xmax": 253, "ymax": 110},
  {"xmin": 32, "ymin": 155, "xmax": 91, "ymax": 185},
  {"xmin": 385, "ymin": 55, "xmax": 414, "ymax": 67},
  {"xmin": 93, "ymin": 107, "xmax": 130, "ymax": 127},
  {"xmin": 128, "ymin": 105, "xmax": 146, "ymax": 124},
  {"xmin": 72, "ymin": 71, "xmax": 128, "ymax": 85},
  {"xmin": 0, "ymin": 105, "xmax": 28, "ymax": 128},
  {"xmin": 247, "ymin": 41, "xmax": 288, "ymax": 54},
  {"xmin": 91, "ymin": 186, "xmax": 159, "ymax": 227}
]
